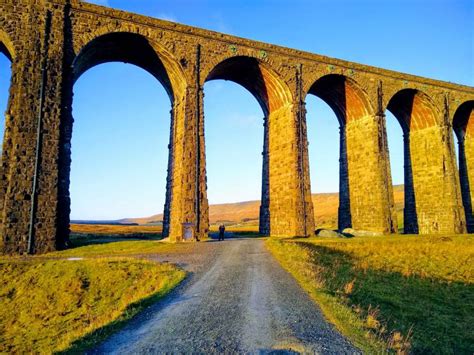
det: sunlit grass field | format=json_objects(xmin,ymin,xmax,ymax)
[
  {"xmin": 267, "ymin": 234, "xmax": 474, "ymax": 354},
  {"xmin": 70, "ymin": 223, "xmax": 163, "ymax": 236},
  {"xmin": 0, "ymin": 226, "xmax": 189, "ymax": 353}
]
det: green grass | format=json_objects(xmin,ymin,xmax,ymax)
[
  {"xmin": 0, "ymin": 237, "xmax": 187, "ymax": 353},
  {"xmin": 0, "ymin": 257, "xmax": 185, "ymax": 353},
  {"xmin": 267, "ymin": 235, "xmax": 474, "ymax": 354},
  {"xmin": 51, "ymin": 239, "xmax": 191, "ymax": 258}
]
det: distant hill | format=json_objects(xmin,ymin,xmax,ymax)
[{"xmin": 113, "ymin": 185, "xmax": 405, "ymax": 229}]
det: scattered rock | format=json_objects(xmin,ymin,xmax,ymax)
[
  {"xmin": 342, "ymin": 228, "xmax": 380, "ymax": 237},
  {"xmin": 316, "ymin": 229, "xmax": 345, "ymax": 238}
]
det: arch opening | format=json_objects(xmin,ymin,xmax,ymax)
[
  {"xmin": 387, "ymin": 89, "xmax": 438, "ymax": 234},
  {"xmin": 385, "ymin": 110, "xmax": 405, "ymax": 233},
  {"xmin": 204, "ymin": 56, "xmax": 293, "ymax": 236},
  {"xmin": 73, "ymin": 32, "xmax": 185, "ymax": 102},
  {"xmin": 58, "ymin": 32, "xmax": 182, "ymax": 247},
  {"xmin": 0, "ymin": 30, "xmax": 14, "ymax": 62},
  {"xmin": 453, "ymin": 101, "xmax": 474, "ymax": 232},
  {"xmin": 205, "ymin": 56, "xmax": 292, "ymax": 116},
  {"xmin": 306, "ymin": 95, "xmax": 340, "ymax": 231},
  {"xmin": 306, "ymin": 74, "xmax": 374, "ymax": 231},
  {"xmin": 0, "ymin": 43, "xmax": 12, "ymax": 159}
]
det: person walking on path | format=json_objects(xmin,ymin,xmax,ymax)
[{"xmin": 218, "ymin": 224, "xmax": 226, "ymax": 241}]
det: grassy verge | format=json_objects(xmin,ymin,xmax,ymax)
[
  {"xmin": 53, "ymin": 239, "xmax": 188, "ymax": 258},
  {"xmin": 69, "ymin": 224, "xmax": 163, "ymax": 248},
  {"xmin": 267, "ymin": 235, "xmax": 474, "ymax": 354},
  {"xmin": 0, "ymin": 257, "xmax": 185, "ymax": 353},
  {"xmin": 70, "ymin": 223, "xmax": 163, "ymax": 236}
]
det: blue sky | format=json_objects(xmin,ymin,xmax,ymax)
[{"xmin": 0, "ymin": 0, "xmax": 472, "ymax": 219}]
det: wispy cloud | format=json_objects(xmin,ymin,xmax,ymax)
[
  {"xmin": 156, "ymin": 13, "xmax": 178, "ymax": 23},
  {"xmin": 210, "ymin": 13, "xmax": 232, "ymax": 34}
]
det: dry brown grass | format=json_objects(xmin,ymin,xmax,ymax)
[
  {"xmin": 71, "ymin": 224, "xmax": 162, "ymax": 235},
  {"xmin": 119, "ymin": 185, "xmax": 405, "ymax": 231}
]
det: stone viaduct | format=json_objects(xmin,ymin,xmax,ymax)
[{"xmin": 0, "ymin": 0, "xmax": 473, "ymax": 254}]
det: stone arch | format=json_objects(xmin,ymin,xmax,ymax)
[
  {"xmin": 386, "ymin": 89, "xmax": 440, "ymax": 233},
  {"xmin": 306, "ymin": 74, "xmax": 375, "ymax": 125},
  {"xmin": 73, "ymin": 31, "xmax": 186, "ymax": 102},
  {"xmin": 203, "ymin": 55, "xmax": 307, "ymax": 236},
  {"xmin": 0, "ymin": 28, "xmax": 15, "ymax": 61},
  {"xmin": 453, "ymin": 100, "xmax": 474, "ymax": 139},
  {"xmin": 56, "ymin": 31, "xmax": 188, "ymax": 246},
  {"xmin": 386, "ymin": 89, "xmax": 464, "ymax": 234},
  {"xmin": 305, "ymin": 74, "xmax": 394, "ymax": 233},
  {"xmin": 387, "ymin": 89, "xmax": 439, "ymax": 133},
  {"xmin": 452, "ymin": 100, "xmax": 474, "ymax": 232},
  {"xmin": 204, "ymin": 55, "xmax": 293, "ymax": 116}
]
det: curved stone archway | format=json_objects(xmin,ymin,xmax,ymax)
[
  {"xmin": 0, "ymin": 29, "xmax": 15, "ymax": 61},
  {"xmin": 306, "ymin": 75, "xmax": 395, "ymax": 233},
  {"xmin": 203, "ymin": 56, "xmax": 314, "ymax": 237},
  {"xmin": 453, "ymin": 101, "xmax": 474, "ymax": 232},
  {"xmin": 0, "ymin": 0, "xmax": 471, "ymax": 254},
  {"xmin": 387, "ymin": 89, "xmax": 465, "ymax": 234},
  {"xmin": 56, "ymin": 31, "xmax": 188, "ymax": 246}
]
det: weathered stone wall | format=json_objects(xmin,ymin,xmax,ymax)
[
  {"xmin": 465, "ymin": 130, "xmax": 474, "ymax": 232},
  {"xmin": 454, "ymin": 102, "xmax": 474, "ymax": 233},
  {"xmin": 0, "ymin": 0, "xmax": 473, "ymax": 254},
  {"xmin": 387, "ymin": 90, "xmax": 466, "ymax": 234}
]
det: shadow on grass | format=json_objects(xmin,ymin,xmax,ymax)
[
  {"xmin": 58, "ymin": 274, "xmax": 183, "ymax": 354},
  {"xmin": 69, "ymin": 233, "xmax": 163, "ymax": 248},
  {"xmin": 297, "ymin": 242, "xmax": 474, "ymax": 354}
]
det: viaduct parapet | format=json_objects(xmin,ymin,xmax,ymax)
[{"xmin": 0, "ymin": 0, "xmax": 473, "ymax": 254}]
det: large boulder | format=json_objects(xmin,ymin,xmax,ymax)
[
  {"xmin": 342, "ymin": 228, "xmax": 380, "ymax": 237},
  {"xmin": 316, "ymin": 229, "xmax": 345, "ymax": 238}
]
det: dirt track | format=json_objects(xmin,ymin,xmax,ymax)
[{"xmin": 90, "ymin": 237, "xmax": 359, "ymax": 354}]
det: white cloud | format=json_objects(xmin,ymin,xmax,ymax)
[
  {"xmin": 210, "ymin": 13, "xmax": 232, "ymax": 34},
  {"xmin": 156, "ymin": 13, "xmax": 178, "ymax": 23}
]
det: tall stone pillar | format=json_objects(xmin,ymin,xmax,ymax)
[
  {"xmin": 402, "ymin": 133, "xmax": 418, "ymax": 233},
  {"xmin": 167, "ymin": 85, "xmax": 209, "ymax": 242},
  {"xmin": 297, "ymin": 101, "xmax": 316, "ymax": 237},
  {"xmin": 338, "ymin": 125, "xmax": 351, "ymax": 231},
  {"xmin": 259, "ymin": 115, "xmax": 270, "ymax": 235},
  {"xmin": 408, "ymin": 122, "xmax": 466, "ymax": 234},
  {"xmin": 344, "ymin": 114, "xmax": 396, "ymax": 233},
  {"xmin": 2, "ymin": 3, "xmax": 72, "ymax": 254},
  {"xmin": 458, "ymin": 137, "xmax": 474, "ymax": 232},
  {"xmin": 267, "ymin": 65, "xmax": 314, "ymax": 238}
]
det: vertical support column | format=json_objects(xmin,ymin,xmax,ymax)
[
  {"xmin": 295, "ymin": 64, "xmax": 315, "ymax": 236},
  {"xmin": 195, "ymin": 45, "xmax": 209, "ymax": 240},
  {"xmin": 162, "ymin": 107, "xmax": 175, "ymax": 238},
  {"xmin": 403, "ymin": 132, "xmax": 418, "ymax": 233},
  {"xmin": 167, "ymin": 45, "xmax": 208, "ymax": 242},
  {"xmin": 407, "ymin": 99, "xmax": 466, "ymax": 234},
  {"xmin": 464, "ymin": 114, "xmax": 474, "ymax": 233},
  {"xmin": 267, "ymin": 65, "xmax": 314, "ymax": 238},
  {"xmin": 458, "ymin": 137, "xmax": 474, "ymax": 232},
  {"xmin": 338, "ymin": 125, "xmax": 351, "ymax": 231},
  {"xmin": 376, "ymin": 82, "xmax": 398, "ymax": 233},
  {"xmin": 259, "ymin": 115, "xmax": 270, "ymax": 235},
  {"xmin": 345, "ymin": 113, "xmax": 396, "ymax": 233},
  {"xmin": 2, "ymin": 3, "xmax": 74, "ymax": 254}
]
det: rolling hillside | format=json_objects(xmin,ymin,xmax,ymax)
[{"xmin": 117, "ymin": 185, "xmax": 405, "ymax": 229}]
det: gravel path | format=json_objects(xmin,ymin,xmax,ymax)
[{"xmin": 90, "ymin": 237, "xmax": 359, "ymax": 354}]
